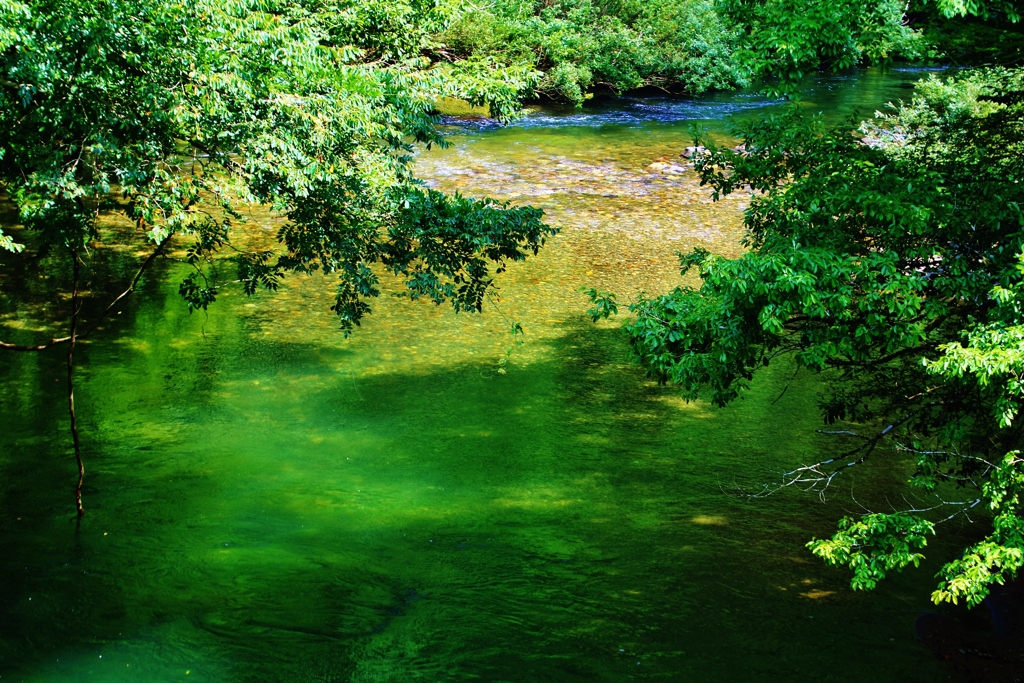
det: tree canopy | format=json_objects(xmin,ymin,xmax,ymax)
[
  {"xmin": 438, "ymin": 0, "xmax": 748, "ymax": 105},
  {"xmin": 590, "ymin": 59, "xmax": 1024, "ymax": 604},
  {"xmin": 432, "ymin": 0, "xmax": 983, "ymax": 105},
  {"xmin": 0, "ymin": 0, "xmax": 556, "ymax": 513},
  {"xmin": 0, "ymin": 0, "xmax": 553, "ymax": 332}
]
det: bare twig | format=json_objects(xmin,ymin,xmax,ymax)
[
  {"xmin": 67, "ymin": 249, "xmax": 84, "ymax": 517},
  {"xmin": 749, "ymin": 419, "xmax": 905, "ymax": 501}
]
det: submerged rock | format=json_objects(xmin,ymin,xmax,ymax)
[
  {"xmin": 646, "ymin": 161, "xmax": 690, "ymax": 174},
  {"xmin": 679, "ymin": 144, "xmax": 748, "ymax": 161}
]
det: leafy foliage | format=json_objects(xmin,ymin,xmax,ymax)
[
  {"xmin": 438, "ymin": 0, "xmax": 935, "ymax": 104},
  {"xmin": 0, "ymin": 0, "xmax": 555, "ymax": 335},
  {"xmin": 720, "ymin": 0, "xmax": 921, "ymax": 92},
  {"xmin": 910, "ymin": 0, "xmax": 1024, "ymax": 66},
  {"xmin": 808, "ymin": 514, "xmax": 936, "ymax": 591},
  {"xmin": 605, "ymin": 67, "xmax": 1024, "ymax": 604},
  {"xmin": 583, "ymin": 287, "xmax": 619, "ymax": 321},
  {"xmin": 932, "ymin": 0, "xmax": 1022, "ymax": 22},
  {"xmin": 437, "ymin": 0, "xmax": 748, "ymax": 105}
]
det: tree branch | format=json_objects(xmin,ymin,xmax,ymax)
[
  {"xmin": 67, "ymin": 248, "xmax": 84, "ymax": 517},
  {"xmin": 0, "ymin": 230, "xmax": 176, "ymax": 352},
  {"xmin": 745, "ymin": 417, "xmax": 908, "ymax": 501}
]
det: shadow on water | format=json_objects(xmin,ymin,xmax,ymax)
[
  {"xmin": 1, "ymin": 309, "xmax": 951, "ymax": 682},
  {"xmin": 0, "ymin": 65, "xmax": 979, "ymax": 682}
]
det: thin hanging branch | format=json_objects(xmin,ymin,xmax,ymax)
[
  {"xmin": 1, "ymin": 224, "xmax": 183, "ymax": 516},
  {"xmin": 66, "ymin": 247, "xmax": 85, "ymax": 517}
]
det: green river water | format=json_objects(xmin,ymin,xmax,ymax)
[{"xmin": 1, "ymin": 69, "xmax": 971, "ymax": 681}]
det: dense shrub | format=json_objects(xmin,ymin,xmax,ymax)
[{"xmin": 438, "ymin": 0, "xmax": 748, "ymax": 105}]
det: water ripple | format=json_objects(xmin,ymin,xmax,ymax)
[{"xmin": 510, "ymin": 96, "xmax": 782, "ymax": 129}]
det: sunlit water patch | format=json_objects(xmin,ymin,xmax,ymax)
[{"xmin": 0, "ymin": 67, "xmax": 969, "ymax": 682}]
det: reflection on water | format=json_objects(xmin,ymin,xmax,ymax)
[{"xmin": 0, "ymin": 68, "xmax": 955, "ymax": 682}]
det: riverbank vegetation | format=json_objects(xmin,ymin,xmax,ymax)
[
  {"xmin": 434, "ymin": 0, "xmax": 1023, "ymax": 106},
  {"xmin": 2, "ymin": 0, "xmax": 1023, "ymax": 634},
  {"xmin": 438, "ymin": 0, "xmax": 747, "ymax": 104},
  {"xmin": 590, "ymin": 3, "xmax": 1024, "ymax": 607}
]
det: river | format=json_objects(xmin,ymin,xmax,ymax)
[{"xmin": 1, "ymin": 68, "xmax": 965, "ymax": 681}]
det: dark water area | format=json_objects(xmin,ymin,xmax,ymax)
[{"xmin": 0, "ymin": 67, "xmax": 988, "ymax": 682}]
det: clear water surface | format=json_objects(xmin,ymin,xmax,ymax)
[{"xmin": 1, "ymin": 68, "xmax": 967, "ymax": 682}]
